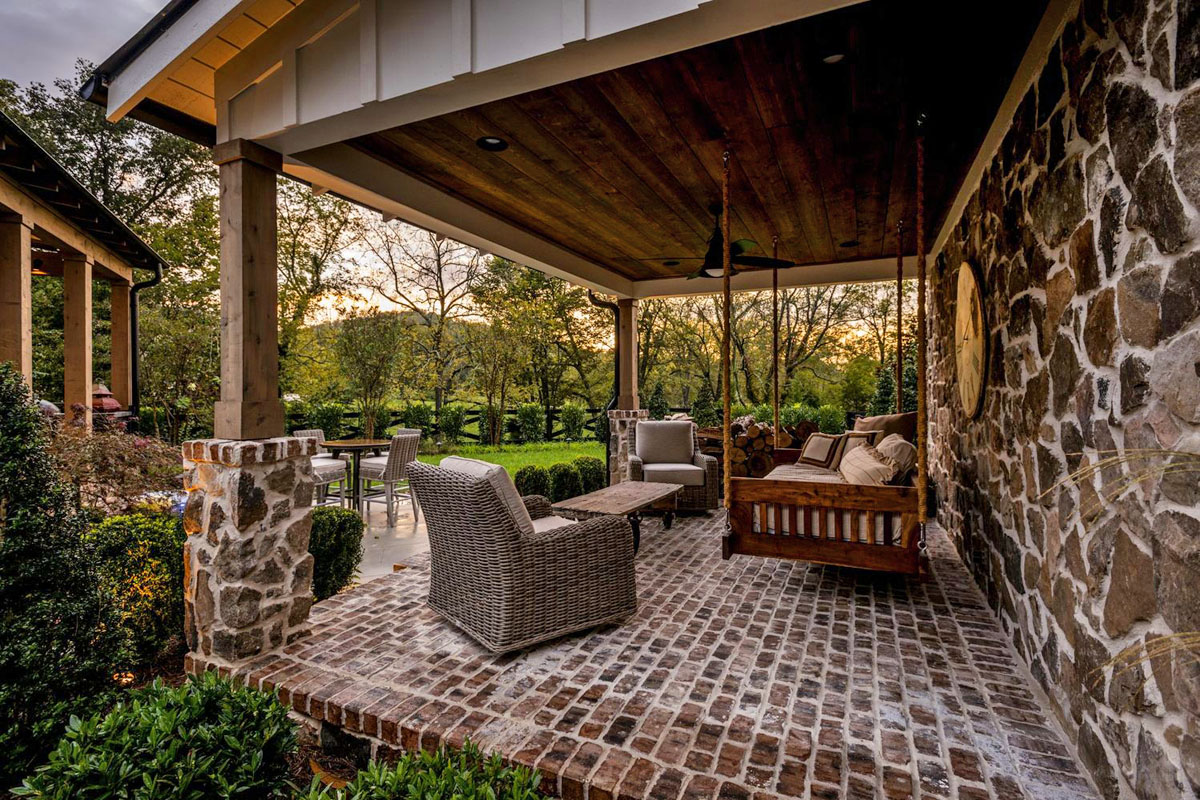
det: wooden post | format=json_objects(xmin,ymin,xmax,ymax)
[
  {"xmin": 212, "ymin": 139, "xmax": 285, "ymax": 440},
  {"xmin": 0, "ymin": 214, "xmax": 32, "ymax": 387},
  {"xmin": 916, "ymin": 136, "xmax": 928, "ymax": 524},
  {"xmin": 721, "ymin": 151, "xmax": 732, "ymax": 509},
  {"xmin": 63, "ymin": 253, "xmax": 93, "ymax": 428},
  {"xmin": 895, "ymin": 221, "xmax": 904, "ymax": 413},
  {"xmin": 772, "ymin": 237, "xmax": 780, "ymax": 435},
  {"xmin": 616, "ymin": 298, "xmax": 639, "ymax": 409},
  {"xmin": 110, "ymin": 280, "xmax": 133, "ymax": 408}
]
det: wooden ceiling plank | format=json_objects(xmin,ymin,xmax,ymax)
[
  {"xmin": 685, "ymin": 36, "xmax": 822, "ymax": 266},
  {"xmin": 590, "ymin": 68, "xmax": 725, "ymax": 238},
  {"xmin": 463, "ymin": 97, "xmax": 687, "ymax": 260},
  {"xmin": 368, "ymin": 129, "xmax": 648, "ymax": 278},
  {"xmin": 434, "ymin": 109, "xmax": 677, "ymax": 267},
  {"xmin": 637, "ymin": 56, "xmax": 783, "ymax": 267},
  {"xmin": 541, "ymin": 81, "xmax": 714, "ymax": 242}
]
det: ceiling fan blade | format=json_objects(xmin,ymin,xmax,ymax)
[
  {"xmin": 732, "ymin": 255, "xmax": 798, "ymax": 269},
  {"xmin": 730, "ymin": 239, "xmax": 758, "ymax": 256}
]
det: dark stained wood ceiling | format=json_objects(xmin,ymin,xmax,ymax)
[{"xmin": 353, "ymin": 0, "xmax": 1048, "ymax": 282}]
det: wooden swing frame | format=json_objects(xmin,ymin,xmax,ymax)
[{"xmin": 721, "ymin": 136, "xmax": 929, "ymax": 576}]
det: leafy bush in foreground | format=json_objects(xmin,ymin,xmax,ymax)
[
  {"xmin": 15, "ymin": 672, "xmax": 297, "ymax": 800},
  {"xmin": 573, "ymin": 456, "xmax": 606, "ymax": 493},
  {"xmin": 816, "ymin": 403, "xmax": 846, "ymax": 434},
  {"xmin": 437, "ymin": 404, "xmax": 466, "ymax": 444},
  {"xmin": 310, "ymin": 507, "xmax": 366, "ymax": 601},
  {"xmin": 87, "ymin": 511, "xmax": 187, "ymax": 667},
  {"xmin": 548, "ymin": 462, "xmax": 583, "ymax": 503},
  {"xmin": 300, "ymin": 741, "xmax": 547, "ymax": 800},
  {"xmin": 515, "ymin": 403, "xmax": 544, "ymax": 444},
  {"xmin": 514, "ymin": 465, "xmax": 551, "ymax": 498},
  {"xmin": 0, "ymin": 364, "xmax": 126, "ymax": 786}
]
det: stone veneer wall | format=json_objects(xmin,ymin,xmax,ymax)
[
  {"xmin": 927, "ymin": 1, "xmax": 1200, "ymax": 798},
  {"xmin": 608, "ymin": 409, "xmax": 649, "ymax": 484},
  {"xmin": 181, "ymin": 437, "xmax": 317, "ymax": 670}
]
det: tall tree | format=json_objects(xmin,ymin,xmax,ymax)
[
  {"xmin": 362, "ymin": 225, "xmax": 482, "ymax": 415},
  {"xmin": 276, "ymin": 180, "xmax": 361, "ymax": 389},
  {"xmin": 334, "ymin": 310, "xmax": 417, "ymax": 439}
]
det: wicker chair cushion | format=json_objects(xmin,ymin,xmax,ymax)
[
  {"xmin": 531, "ymin": 515, "xmax": 576, "ymax": 532},
  {"xmin": 440, "ymin": 456, "xmax": 534, "ymax": 535},
  {"xmin": 634, "ymin": 421, "xmax": 695, "ymax": 464},
  {"xmin": 643, "ymin": 462, "xmax": 706, "ymax": 486}
]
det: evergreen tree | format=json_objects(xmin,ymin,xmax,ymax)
[
  {"xmin": 690, "ymin": 383, "xmax": 720, "ymax": 427},
  {"xmin": 0, "ymin": 365, "xmax": 125, "ymax": 784},
  {"xmin": 646, "ymin": 382, "xmax": 669, "ymax": 420}
]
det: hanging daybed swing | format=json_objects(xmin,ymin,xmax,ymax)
[{"xmin": 718, "ymin": 135, "xmax": 931, "ymax": 577}]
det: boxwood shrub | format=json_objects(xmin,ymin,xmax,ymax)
[
  {"xmin": 513, "ymin": 465, "xmax": 550, "ymax": 498},
  {"xmin": 86, "ymin": 511, "xmax": 187, "ymax": 667},
  {"xmin": 299, "ymin": 740, "xmax": 547, "ymax": 800},
  {"xmin": 310, "ymin": 507, "xmax": 366, "ymax": 601},
  {"xmin": 573, "ymin": 456, "xmax": 606, "ymax": 493},
  {"xmin": 15, "ymin": 672, "xmax": 297, "ymax": 799},
  {"xmin": 548, "ymin": 462, "xmax": 582, "ymax": 503}
]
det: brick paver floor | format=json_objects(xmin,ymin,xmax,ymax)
[{"xmin": 200, "ymin": 513, "xmax": 1100, "ymax": 799}]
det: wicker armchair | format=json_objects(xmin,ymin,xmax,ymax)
[
  {"xmin": 408, "ymin": 458, "xmax": 638, "ymax": 653},
  {"xmin": 628, "ymin": 420, "xmax": 718, "ymax": 511}
]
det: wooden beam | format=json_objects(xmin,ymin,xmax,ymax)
[
  {"xmin": 0, "ymin": 173, "xmax": 136, "ymax": 284},
  {"xmin": 63, "ymin": 254, "xmax": 93, "ymax": 428},
  {"xmin": 0, "ymin": 215, "xmax": 32, "ymax": 387},
  {"xmin": 213, "ymin": 138, "xmax": 284, "ymax": 439},
  {"xmin": 110, "ymin": 280, "xmax": 133, "ymax": 408},
  {"xmin": 616, "ymin": 298, "xmax": 638, "ymax": 409}
]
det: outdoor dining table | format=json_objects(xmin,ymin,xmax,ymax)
[{"xmin": 320, "ymin": 438, "xmax": 390, "ymax": 512}]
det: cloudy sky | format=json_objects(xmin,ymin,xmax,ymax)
[{"xmin": 0, "ymin": 0, "xmax": 162, "ymax": 89}]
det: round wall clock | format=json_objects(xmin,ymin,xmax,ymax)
[{"xmin": 954, "ymin": 261, "xmax": 987, "ymax": 418}]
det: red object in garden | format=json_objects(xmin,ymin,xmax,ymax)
[{"xmin": 91, "ymin": 384, "xmax": 122, "ymax": 412}]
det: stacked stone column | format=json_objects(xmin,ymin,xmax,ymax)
[
  {"xmin": 182, "ymin": 437, "xmax": 317, "ymax": 669},
  {"xmin": 607, "ymin": 409, "xmax": 649, "ymax": 485}
]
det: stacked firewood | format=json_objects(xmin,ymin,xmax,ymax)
[{"xmin": 697, "ymin": 418, "xmax": 815, "ymax": 480}]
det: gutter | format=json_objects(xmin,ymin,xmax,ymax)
[
  {"xmin": 588, "ymin": 290, "xmax": 620, "ymax": 471},
  {"xmin": 129, "ymin": 263, "xmax": 164, "ymax": 423}
]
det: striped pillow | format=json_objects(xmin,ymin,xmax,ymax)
[{"xmin": 838, "ymin": 443, "xmax": 899, "ymax": 486}]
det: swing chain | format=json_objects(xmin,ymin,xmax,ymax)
[{"xmin": 918, "ymin": 522, "xmax": 928, "ymax": 551}]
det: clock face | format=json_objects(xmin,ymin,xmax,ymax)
[{"xmin": 954, "ymin": 262, "xmax": 986, "ymax": 418}]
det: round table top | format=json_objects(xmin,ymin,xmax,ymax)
[{"xmin": 320, "ymin": 438, "xmax": 390, "ymax": 450}]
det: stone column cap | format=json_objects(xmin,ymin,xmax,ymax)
[{"xmin": 183, "ymin": 437, "xmax": 317, "ymax": 467}]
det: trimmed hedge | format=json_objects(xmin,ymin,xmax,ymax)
[
  {"xmin": 310, "ymin": 507, "xmax": 365, "ymax": 601},
  {"xmin": 513, "ymin": 465, "xmax": 550, "ymax": 498},
  {"xmin": 573, "ymin": 456, "xmax": 606, "ymax": 493},
  {"xmin": 16, "ymin": 672, "xmax": 297, "ymax": 799},
  {"xmin": 548, "ymin": 462, "xmax": 583, "ymax": 503},
  {"xmin": 299, "ymin": 741, "xmax": 547, "ymax": 799}
]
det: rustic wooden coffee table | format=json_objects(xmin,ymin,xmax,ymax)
[{"xmin": 552, "ymin": 481, "xmax": 683, "ymax": 553}]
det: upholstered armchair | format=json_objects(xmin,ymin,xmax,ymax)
[
  {"xmin": 628, "ymin": 420, "xmax": 719, "ymax": 511},
  {"xmin": 407, "ymin": 457, "xmax": 638, "ymax": 653}
]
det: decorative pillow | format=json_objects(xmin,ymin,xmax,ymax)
[
  {"xmin": 876, "ymin": 433, "xmax": 917, "ymax": 481},
  {"xmin": 854, "ymin": 411, "xmax": 918, "ymax": 443},
  {"xmin": 798, "ymin": 432, "xmax": 843, "ymax": 469},
  {"xmin": 440, "ymin": 456, "xmax": 534, "ymax": 535},
  {"xmin": 830, "ymin": 430, "xmax": 877, "ymax": 469},
  {"xmin": 838, "ymin": 444, "xmax": 900, "ymax": 486}
]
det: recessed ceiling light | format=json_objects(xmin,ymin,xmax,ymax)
[
  {"xmin": 476, "ymin": 136, "xmax": 509, "ymax": 152},
  {"xmin": 663, "ymin": 260, "xmax": 681, "ymax": 267},
  {"xmin": 839, "ymin": 239, "xmax": 859, "ymax": 248},
  {"xmin": 822, "ymin": 53, "xmax": 845, "ymax": 64}
]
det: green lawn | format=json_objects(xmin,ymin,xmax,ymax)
[{"xmin": 417, "ymin": 441, "xmax": 605, "ymax": 477}]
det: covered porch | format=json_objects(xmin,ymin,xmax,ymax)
[{"xmin": 90, "ymin": 0, "xmax": 1200, "ymax": 798}]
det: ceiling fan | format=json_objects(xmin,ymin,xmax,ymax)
[{"xmin": 642, "ymin": 204, "xmax": 797, "ymax": 279}]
